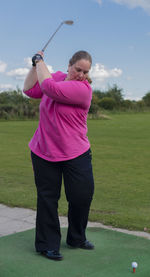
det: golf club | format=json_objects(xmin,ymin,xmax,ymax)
[{"xmin": 41, "ymin": 20, "xmax": 74, "ymax": 52}]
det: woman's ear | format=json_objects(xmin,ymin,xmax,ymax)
[{"xmin": 86, "ymin": 75, "xmax": 92, "ymax": 84}]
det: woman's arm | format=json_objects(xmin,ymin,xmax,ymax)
[
  {"xmin": 23, "ymin": 67, "xmax": 38, "ymax": 91},
  {"xmin": 23, "ymin": 51, "xmax": 50, "ymax": 91},
  {"xmin": 23, "ymin": 81, "xmax": 43, "ymax": 99},
  {"xmin": 40, "ymin": 78, "xmax": 92, "ymax": 108},
  {"xmin": 31, "ymin": 50, "xmax": 52, "ymax": 85},
  {"xmin": 23, "ymin": 51, "xmax": 48, "ymax": 98},
  {"xmin": 36, "ymin": 60, "xmax": 52, "ymax": 84},
  {"xmin": 23, "ymin": 67, "xmax": 43, "ymax": 99}
]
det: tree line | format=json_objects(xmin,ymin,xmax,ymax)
[
  {"xmin": 0, "ymin": 88, "xmax": 40, "ymax": 120},
  {"xmin": 0, "ymin": 85, "xmax": 150, "ymax": 120},
  {"xmin": 89, "ymin": 85, "xmax": 150, "ymax": 117}
]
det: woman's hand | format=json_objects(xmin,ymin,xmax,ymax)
[
  {"xmin": 32, "ymin": 51, "xmax": 44, "ymax": 67},
  {"xmin": 37, "ymin": 51, "xmax": 44, "ymax": 58}
]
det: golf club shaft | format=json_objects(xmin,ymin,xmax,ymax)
[{"xmin": 42, "ymin": 22, "xmax": 64, "ymax": 52}]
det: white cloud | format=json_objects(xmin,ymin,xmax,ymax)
[
  {"xmin": 0, "ymin": 84, "xmax": 14, "ymax": 92},
  {"xmin": 6, "ymin": 55, "xmax": 54, "ymax": 82},
  {"xmin": 0, "ymin": 61, "xmax": 7, "ymax": 73},
  {"xmin": 94, "ymin": 0, "xmax": 102, "ymax": 5},
  {"xmin": 124, "ymin": 92, "xmax": 141, "ymax": 101},
  {"xmin": 47, "ymin": 65, "xmax": 54, "ymax": 73},
  {"xmin": 24, "ymin": 57, "xmax": 32, "ymax": 68},
  {"xmin": 111, "ymin": 0, "xmax": 150, "ymax": 14},
  {"xmin": 90, "ymin": 63, "xmax": 122, "ymax": 87},
  {"xmin": 24, "ymin": 57, "xmax": 54, "ymax": 72},
  {"xmin": 7, "ymin": 68, "xmax": 30, "ymax": 80}
]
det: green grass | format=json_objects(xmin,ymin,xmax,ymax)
[
  {"xmin": 1, "ymin": 228, "xmax": 150, "ymax": 277},
  {"xmin": 0, "ymin": 113, "xmax": 150, "ymax": 232}
]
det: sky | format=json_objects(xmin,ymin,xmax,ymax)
[{"xmin": 1, "ymin": 0, "xmax": 150, "ymax": 100}]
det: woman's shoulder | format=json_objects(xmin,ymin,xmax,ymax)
[
  {"xmin": 51, "ymin": 71, "xmax": 67, "ymax": 82},
  {"xmin": 82, "ymin": 79, "xmax": 92, "ymax": 92}
]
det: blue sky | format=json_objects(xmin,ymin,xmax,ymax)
[{"xmin": 1, "ymin": 0, "xmax": 150, "ymax": 100}]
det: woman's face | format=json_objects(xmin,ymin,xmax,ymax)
[{"xmin": 67, "ymin": 59, "xmax": 91, "ymax": 81}]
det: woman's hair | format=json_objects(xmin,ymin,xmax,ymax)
[{"xmin": 69, "ymin": 50, "xmax": 92, "ymax": 66}]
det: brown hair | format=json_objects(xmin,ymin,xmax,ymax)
[{"xmin": 69, "ymin": 50, "xmax": 92, "ymax": 66}]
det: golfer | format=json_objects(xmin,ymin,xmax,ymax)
[{"xmin": 23, "ymin": 50, "xmax": 94, "ymax": 261}]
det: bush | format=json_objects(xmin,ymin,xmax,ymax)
[
  {"xmin": 99, "ymin": 97, "xmax": 117, "ymax": 110},
  {"xmin": 0, "ymin": 89, "xmax": 40, "ymax": 120}
]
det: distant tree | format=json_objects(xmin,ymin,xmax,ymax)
[
  {"xmin": 92, "ymin": 90, "xmax": 106, "ymax": 99},
  {"xmin": 122, "ymin": 99, "xmax": 134, "ymax": 110},
  {"xmin": 106, "ymin": 84, "xmax": 124, "ymax": 105},
  {"xmin": 142, "ymin": 92, "xmax": 150, "ymax": 106},
  {"xmin": 136, "ymin": 100, "xmax": 145, "ymax": 109},
  {"xmin": 89, "ymin": 93, "xmax": 100, "ymax": 114}
]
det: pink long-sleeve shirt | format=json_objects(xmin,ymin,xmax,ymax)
[{"xmin": 24, "ymin": 71, "xmax": 92, "ymax": 162}]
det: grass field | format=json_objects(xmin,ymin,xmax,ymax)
[{"xmin": 0, "ymin": 113, "xmax": 150, "ymax": 232}]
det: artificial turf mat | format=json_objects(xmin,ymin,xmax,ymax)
[{"xmin": 0, "ymin": 228, "xmax": 150, "ymax": 277}]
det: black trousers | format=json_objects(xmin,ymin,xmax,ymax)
[{"xmin": 31, "ymin": 149, "xmax": 94, "ymax": 252}]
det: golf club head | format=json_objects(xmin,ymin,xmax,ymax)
[{"xmin": 63, "ymin": 20, "xmax": 74, "ymax": 25}]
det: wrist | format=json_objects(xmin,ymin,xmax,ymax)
[
  {"xmin": 35, "ymin": 59, "xmax": 43, "ymax": 65},
  {"xmin": 32, "ymin": 53, "xmax": 43, "ymax": 67}
]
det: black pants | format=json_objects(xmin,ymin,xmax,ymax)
[{"xmin": 31, "ymin": 149, "xmax": 94, "ymax": 252}]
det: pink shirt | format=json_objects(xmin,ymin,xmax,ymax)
[{"xmin": 23, "ymin": 71, "xmax": 92, "ymax": 161}]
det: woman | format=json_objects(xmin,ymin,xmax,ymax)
[{"xmin": 23, "ymin": 50, "xmax": 94, "ymax": 261}]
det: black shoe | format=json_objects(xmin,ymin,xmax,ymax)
[
  {"xmin": 41, "ymin": 250, "xmax": 63, "ymax": 261},
  {"xmin": 68, "ymin": 240, "xmax": 94, "ymax": 250},
  {"xmin": 80, "ymin": 240, "xmax": 94, "ymax": 250}
]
